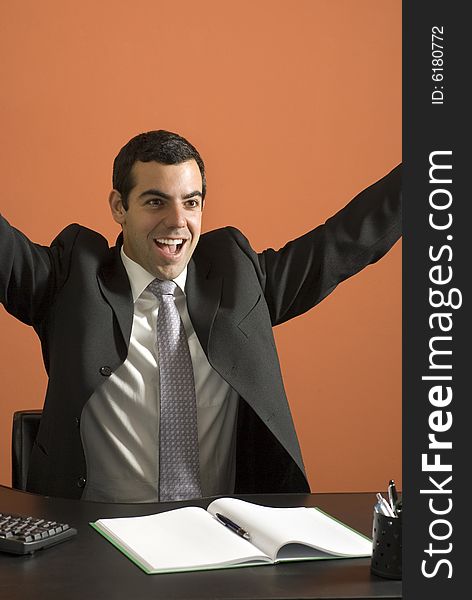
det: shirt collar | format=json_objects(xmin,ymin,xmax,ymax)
[{"xmin": 120, "ymin": 247, "xmax": 187, "ymax": 302}]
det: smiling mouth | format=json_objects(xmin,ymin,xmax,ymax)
[{"xmin": 153, "ymin": 238, "xmax": 187, "ymax": 256}]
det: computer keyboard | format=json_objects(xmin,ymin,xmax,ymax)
[{"xmin": 0, "ymin": 511, "xmax": 77, "ymax": 555}]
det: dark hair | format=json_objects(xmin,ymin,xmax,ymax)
[{"xmin": 112, "ymin": 130, "xmax": 206, "ymax": 209}]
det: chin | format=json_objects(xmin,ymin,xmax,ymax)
[{"xmin": 155, "ymin": 265, "xmax": 183, "ymax": 281}]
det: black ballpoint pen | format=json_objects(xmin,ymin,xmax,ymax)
[
  {"xmin": 215, "ymin": 513, "xmax": 251, "ymax": 541},
  {"xmin": 388, "ymin": 480, "xmax": 399, "ymax": 515}
]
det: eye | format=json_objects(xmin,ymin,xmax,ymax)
[
  {"xmin": 186, "ymin": 199, "xmax": 201, "ymax": 208},
  {"xmin": 147, "ymin": 198, "xmax": 164, "ymax": 207}
]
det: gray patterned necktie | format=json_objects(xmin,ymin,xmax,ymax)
[{"xmin": 148, "ymin": 279, "xmax": 202, "ymax": 502}]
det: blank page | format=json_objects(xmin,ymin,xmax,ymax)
[
  {"xmin": 207, "ymin": 499, "xmax": 372, "ymax": 561},
  {"xmin": 94, "ymin": 506, "xmax": 269, "ymax": 572}
]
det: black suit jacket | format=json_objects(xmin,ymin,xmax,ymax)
[{"xmin": 0, "ymin": 165, "xmax": 401, "ymax": 499}]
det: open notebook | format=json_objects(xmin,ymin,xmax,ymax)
[{"xmin": 91, "ymin": 497, "xmax": 372, "ymax": 574}]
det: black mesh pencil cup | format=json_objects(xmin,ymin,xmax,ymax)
[{"xmin": 371, "ymin": 510, "xmax": 402, "ymax": 579}]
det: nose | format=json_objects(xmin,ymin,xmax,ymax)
[{"xmin": 164, "ymin": 203, "xmax": 186, "ymax": 229}]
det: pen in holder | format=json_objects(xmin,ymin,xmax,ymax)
[{"xmin": 371, "ymin": 506, "xmax": 402, "ymax": 579}]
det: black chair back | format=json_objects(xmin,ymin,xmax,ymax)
[{"xmin": 12, "ymin": 410, "xmax": 42, "ymax": 491}]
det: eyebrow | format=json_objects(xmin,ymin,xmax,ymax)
[{"xmin": 138, "ymin": 188, "xmax": 203, "ymax": 200}]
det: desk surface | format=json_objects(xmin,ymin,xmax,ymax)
[{"xmin": 0, "ymin": 486, "xmax": 401, "ymax": 600}]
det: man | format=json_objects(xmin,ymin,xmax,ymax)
[{"xmin": 0, "ymin": 130, "xmax": 401, "ymax": 502}]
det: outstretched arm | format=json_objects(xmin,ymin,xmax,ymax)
[
  {"xmin": 0, "ymin": 214, "xmax": 60, "ymax": 326},
  {"xmin": 258, "ymin": 164, "xmax": 401, "ymax": 326}
]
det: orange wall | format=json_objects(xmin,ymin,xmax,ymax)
[{"xmin": 0, "ymin": 1, "xmax": 401, "ymax": 493}]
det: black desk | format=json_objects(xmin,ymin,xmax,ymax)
[{"xmin": 0, "ymin": 486, "xmax": 401, "ymax": 599}]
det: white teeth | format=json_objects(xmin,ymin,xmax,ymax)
[{"xmin": 155, "ymin": 238, "xmax": 184, "ymax": 245}]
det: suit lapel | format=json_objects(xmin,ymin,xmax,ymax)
[
  {"xmin": 185, "ymin": 255, "xmax": 222, "ymax": 355},
  {"xmin": 97, "ymin": 243, "xmax": 134, "ymax": 348}
]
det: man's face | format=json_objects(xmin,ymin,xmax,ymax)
[{"xmin": 109, "ymin": 160, "xmax": 203, "ymax": 280}]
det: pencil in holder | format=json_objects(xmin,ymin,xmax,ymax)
[{"xmin": 371, "ymin": 510, "xmax": 402, "ymax": 579}]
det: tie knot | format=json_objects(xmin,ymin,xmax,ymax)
[{"xmin": 148, "ymin": 278, "xmax": 177, "ymax": 298}]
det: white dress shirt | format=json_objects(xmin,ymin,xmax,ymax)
[{"xmin": 80, "ymin": 248, "xmax": 239, "ymax": 502}]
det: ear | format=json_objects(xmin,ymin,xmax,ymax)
[{"xmin": 109, "ymin": 190, "xmax": 126, "ymax": 225}]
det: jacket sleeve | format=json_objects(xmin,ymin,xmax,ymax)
[
  {"xmin": 0, "ymin": 214, "xmax": 76, "ymax": 326},
  {"xmin": 258, "ymin": 164, "xmax": 402, "ymax": 326}
]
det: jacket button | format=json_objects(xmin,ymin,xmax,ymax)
[
  {"xmin": 77, "ymin": 476, "xmax": 86, "ymax": 488},
  {"xmin": 99, "ymin": 366, "xmax": 112, "ymax": 376}
]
